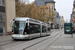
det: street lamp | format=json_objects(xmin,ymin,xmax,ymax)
[
  {"xmin": 52, "ymin": 6, "xmax": 53, "ymax": 22},
  {"xmin": 29, "ymin": 8, "xmax": 30, "ymax": 18}
]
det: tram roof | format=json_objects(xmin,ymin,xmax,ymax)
[
  {"xmin": 14, "ymin": 17, "xmax": 41, "ymax": 22},
  {"xmin": 14, "ymin": 17, "xmax": 48, "ymax": 25},
  {"xmin": 15, "ymin": 17, "xmax": 30, "ymax": 21}
]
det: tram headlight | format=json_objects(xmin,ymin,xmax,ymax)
[{"xmin": 12, "ymin": 35, "xmax": 15, "ymax": 37}]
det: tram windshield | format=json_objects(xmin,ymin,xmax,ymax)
[{"xmin": 13, "ymin": 21, "xmax": 25, "ymax": 34}]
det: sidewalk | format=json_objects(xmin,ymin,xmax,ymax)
[
  {"xmin": 45, "ymin": 33, "xmax": 75, "ymax": 50},
  {"xmin": 0, "ymin": 35, "xmax": 12, "ymax": 42}
]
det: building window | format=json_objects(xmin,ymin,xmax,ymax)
[
  {"xmin": 0, "ymin": 0, "xmax": 5, "ymax": 6},
  {"xmin": 0, "ymin": 13, "xmax": 2, "ymax": 22},
  {"xmin": 52, "ymin": 6, "xmax": 53, "ymax": 9},
  {"xmin": 0, "ymin": 0, "xmax": 2, "ymax": 6},
  {"xmin": 0, "ymin": 27, "xmax": 3, "ymax": 33},
  {"xmin": 2, "ymin": 13, "xmax": 5, "ymax": 22},
  {"xmin": 2, "ymin": 0, "xmax": 5, "ymax": 6}
]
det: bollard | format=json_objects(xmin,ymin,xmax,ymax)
[{"xmin": 71, "ymin": 33, "xmax": 73, "ymax": 37}]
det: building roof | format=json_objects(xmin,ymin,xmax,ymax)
[
  {"xmin": 36, "ymin": 0, "xmax": 55, "ymax": 7},
  {"xmin": 45, "ymin": 1, "xmax": 55, "ymax": 3},
  {"xmin": 45, "ymin": 0, "xmax": 55, "ymax": 3}
]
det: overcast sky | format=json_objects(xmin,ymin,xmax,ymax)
[{"xmin": 29, "ymin": 0, "xmax": 74, "ymax": 22}]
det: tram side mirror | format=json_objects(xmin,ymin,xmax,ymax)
[
  {"xmin": 10, "ymin": 19, "xmax": 14, "ymax": 27},
  {"xmin": 10, "ymin": 20, "xmax": 13, "ymax": 27}
]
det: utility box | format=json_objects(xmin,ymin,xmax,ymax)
[{"xmin": 64, "ymin": 23, "xmax": 72, "ymax": 34}]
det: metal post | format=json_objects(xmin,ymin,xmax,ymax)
[
  {"xmin": 71, "ymin": 33, "xmax": 73, "ymax": 37},
  {"xmin": 29, "ymin": 9, "xmax": 30, "ymax": 18},
  {"xmin": 3, "ymin": 27, "xmax": 5, "ymax": 36},
  {"xmin": 42, "ymin": 9, "xmax": 43, "ymax": 22}
]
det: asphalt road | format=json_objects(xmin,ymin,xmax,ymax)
[{"xmin": 0, "ymin": 29, "xmax": 63, "ymax": 50}]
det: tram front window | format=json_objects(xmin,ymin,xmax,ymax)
[{"xmin": 13, "ymin": 21, "xmax": 25, "ymax": 34}]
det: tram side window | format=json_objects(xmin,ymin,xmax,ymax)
[
  {"xmin": 48, "ymin": 27, "xmax": 50, "ymax": 32},
  {"xmin": 30, "ymin": 23, "xmax": 40, "ymax": 34},
  {"xmin": 42, "ymin": 26, "xmax": 46, "ymax": 33},
  {"xmin": 24, "ymin": 23, "xmax": 30, "ymax": 34}
]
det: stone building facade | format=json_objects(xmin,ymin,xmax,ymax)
[
  {"xmin": 36, "ymin": 0, "xmax": 56, "ymax": 28},
  {"xmin": 55, "ymin": 11, "xmax": 60, "ymax": 28},
  {"xmin": 59, "ymin": 16, "xmax": 64, "ymax": 29},
  {"xmin": 71, "ymin": 0, "xmax": 75, "ymax": 24},
  {"xmin": 0, "ymin": 0, "xmax": 15, "ymax": 35}
]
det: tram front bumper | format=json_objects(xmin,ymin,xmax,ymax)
[{"xmin": 12, "ymin": 35, "xmax": 30, "ymax": 39}]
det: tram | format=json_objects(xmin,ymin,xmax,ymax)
[{"xmin": 10, "ymin": 17, "xmax": 51, "ymax": 40}]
